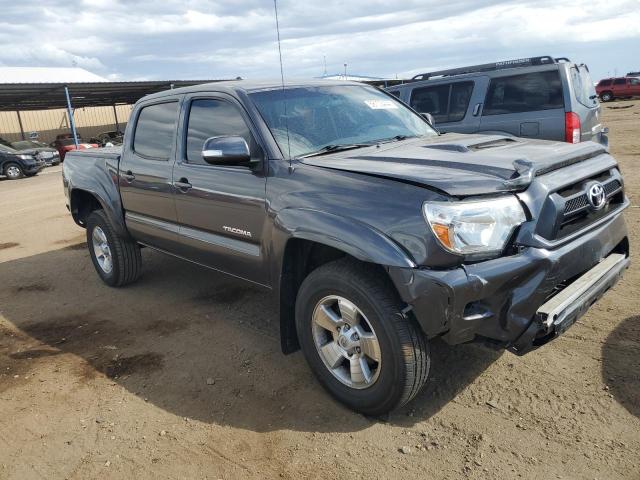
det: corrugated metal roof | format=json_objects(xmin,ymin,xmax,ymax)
[
  {"xmin": 0, "ymin": 79, "xmax": 232, "ymax": 111},
  {"xmin": 0, "ymin": 67, "xmax": 108, "ymax": 84}
]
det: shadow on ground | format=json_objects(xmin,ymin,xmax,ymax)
[
  {"xmin": 0, "ymin": 244, "xmax": 499, "ymax": 433},
  {"xmin": 602, "ymin": 315, "xmax": 640, "ymax": 418}
]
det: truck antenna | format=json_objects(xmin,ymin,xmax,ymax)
[{"xmin": 273, "ymin": 0, "xmax": 292, "ymax": 166}]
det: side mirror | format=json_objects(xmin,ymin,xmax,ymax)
[
  {"xmin": 421, "ymin": 112, "xmax": 435, "ymax": 126},
  {"xmin": 202, "ymin": 136, "xmax": 251, "ymax": 165}
]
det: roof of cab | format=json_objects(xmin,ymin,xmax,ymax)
[{"xmin": 141, "ymin": 79, "xmax": 366, "ymax": 101}]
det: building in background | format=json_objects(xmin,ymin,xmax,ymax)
[
  {"xmin": 0, "ymin": 68, "xmax": 224, "ymax": 145},
  {"xmin": 0, "ymin": 67, "xmax": 131, "ymax": 144}
]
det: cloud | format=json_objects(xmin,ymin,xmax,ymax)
[{"xmin": 1, "ymin": 0, "xmax": 639, "ymax": 81}]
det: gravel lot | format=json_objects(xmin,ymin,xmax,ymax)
[{"xmin": 1, "ymin": 101, "xmax": 638, "ymax": 479}]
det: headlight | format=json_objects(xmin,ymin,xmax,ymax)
[
  {"xmin": 423, "ymin": 195, "xmax": 526, "ymax": 256},
  {"xmin": 17, "ymin": 154, "xmax": 34, "ymax": 161}
]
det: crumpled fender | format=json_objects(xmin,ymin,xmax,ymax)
[{"xmin": 273, "ymin": 207, "xmax": 416, "ymax": 269}]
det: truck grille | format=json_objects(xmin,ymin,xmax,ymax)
[
  {"xmin": 536, "ymin": 169, "xmax": 624, "ymax": 241},
  {"xmin": 563, "ymin": 179, "xmax": 622, "ymax": 215}
]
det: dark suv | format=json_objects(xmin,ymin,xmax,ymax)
[
  {"xmin": 596, "ymin": 77, "xmax": 640, "ymax": 102},
  {"xmin": 387, "ymin": 56, "xmax": 606, "ymax": 147},
  {"xmin": 0, "ymin": 144, "xmax": 45, "ymax": 179}
]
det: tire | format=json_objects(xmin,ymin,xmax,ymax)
[
  {"xmin": 295, "ymin": 258, "xmax": 429, "ymax": 416},
  {"xmin": 86, "ymin": 209, "xmax": 142, "ymax": 287},
  {"xmin": 3, "ymin": 162, "xmax": 24, "ymax": 180},
  {"xmin": 600, "ymin": 91, "xmax": 613, "ymax": 102}
]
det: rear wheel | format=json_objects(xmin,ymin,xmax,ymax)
[
  {"xmin": 295, "ymin": 258, "xmax": 430, "ymax": 416},
  {"xmin": 86, "ymin": 209, "xmax": 142, "ymax": 287},
  {"xmin": 3, "ymin": 163, "xmax": 24, "ymax": 180},
  {"xmin": 600, "ymin": 91, "xmax": 613, "ymax": 102}
]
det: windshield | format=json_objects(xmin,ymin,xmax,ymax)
[
  {"xmin": 12, "ymin": 141, "xmax": 46, "ymax": 150},
  {"xmin": 249, "ymin": 85, "xmax": 436, "ymax": 158},
  {"xmin": 0, "ymin": 144, "xmax": 17, "ymax": 153},
  {"xmin": 570, "ymin": 65, "xmax": 598, "ymax": 108}
]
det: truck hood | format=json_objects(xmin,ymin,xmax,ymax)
[{"xmin": 301, "ymin": 134, "xmax": 608, "ymax": 196}]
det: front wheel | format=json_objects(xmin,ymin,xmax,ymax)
[
  {"xmin": 295, "ymin": 259, "xmax": 430, "ymax": 416},
  {"xmin": 3, "ymin": 163, "xmax": 24, "ymax": 180},
  {"xmin": 86, "ymin": 209, "xmax": 142, "ymax": 287}
]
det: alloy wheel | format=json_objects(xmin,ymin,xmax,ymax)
[
  {"xmin": 311, "ymin": 295, "xmax": 382, "ymax": 389},
  {"xmin": 92, "ymin": 226, "xmax": 113, "ymax": 274}
]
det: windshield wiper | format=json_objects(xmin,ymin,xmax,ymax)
[
  {"xmin": 299, "ymin": 143, "xmax": 372, "ymax": 158},
  {"xmin": 376, "ymin": 134, "xmax": 418, "ymax": 144}
]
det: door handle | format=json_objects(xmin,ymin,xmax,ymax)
[
  {"xmin": 174, "ymin": 178, "xmax": 192, "ymax": 191},
  {"xmin": 472, "ymin": 103, "xmax": 483, "ymax": 116},
  {"xmin": 122, "ymin": 170, "xmax": 135, "ymax": 183}
]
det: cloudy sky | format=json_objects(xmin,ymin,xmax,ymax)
[{"xmin": 1, "ymin": 0, "xmax": 639, "ymax": 82}]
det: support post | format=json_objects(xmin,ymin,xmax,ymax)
[
  {"xmin": 64, "ymin": 85, "xmax": 79, "ymax": 148},
  {"xmin": 16, "ymin": 111, "xmax": 25, "ymax": 140},
  {"xmin": 112, "ymin": 104, "xmax": 120, "ymax": 132}
]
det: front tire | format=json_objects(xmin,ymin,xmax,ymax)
[
  {"xmin": 295, "ymin": 258, "xmax": 429, "ymax": 416},
  {"xmin": 3, "ymin": 163, "xmax": 24, "ymax": 180},
  {"xmin": 86, "ymin": 209, "xmax": 141, "ymax": 287}
]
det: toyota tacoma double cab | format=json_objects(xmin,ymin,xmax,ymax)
[{"xmin": 63, "ymin": 80, "xmax": 629, "ymax": 415}]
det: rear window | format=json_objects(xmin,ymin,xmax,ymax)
[
  {"xmin": 410, "ymin": 81, "xmax": 473, "ymax": 123},
  {"xmin": 483, "ymin": 71, "xmax": 563, "ymax": 116},
  {"xmin": 570, "ymin": 66, "xmax": 597, "ymax": 108},
  {"xmin": 133, "ymin": 102, "xmax": 178, "ymax": 159},
  {"xmin": 613, "ymin": 78, "xmax": 626, "ymax": 85}
]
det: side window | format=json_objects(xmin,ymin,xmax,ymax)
[
  {"xmin": 133, "ymin": 102, "xmax": 179, "ymax": 160},
  {"xmin": 387, "ymin": 90, "xmax": 400, "ymax": 98},
  {"xmin": 448, "ymin": 82, "xmax": 474, "ymax": 122},
  {"xmin": 598, "ymin": 79, "xmax": 612, "ymax": 87},
  {"xmin": 410, "ymin": 84, "xmax": 449, "ymax": 123},
  {"xmin": 483, "ymin": 71, "xmax": 563, "ymax": 116},
  {"xmin": 410, "ymin": 82, "xmax": 473, "ymax": 123},
  {"xmin": 630, "ymin": 78, "xmax": 640, "ymax": 86},
  {"xmin": 613, "ymin": 78, "xmax": 626, "ymax": 85},
  {"xmin": 185, "ymin": 99, "xmax": 257, "ymax": 165}
]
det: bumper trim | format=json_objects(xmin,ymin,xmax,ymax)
[{"xmin": 536, "ymin": 253, "xmax": 628, "ymax": 329}]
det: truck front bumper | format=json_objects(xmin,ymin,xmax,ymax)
[{"xmin": 388, "ymin": 210, "xmax": 629, "ymax": 355}]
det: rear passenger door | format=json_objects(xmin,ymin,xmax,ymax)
[
  {"xmin": 172, "ymin": 94, "xmax": 269, "ymax": 285},
  {"xmin": 479, "ymin": 70, "xmax": 565, "ymax": 141},
  {"xmin": 408, "ymin": 79, "xmax": 485, "ymax": 134},
  {"xmin": 119, "ymin": 99, "xmax": 181, "ymax": 252}
]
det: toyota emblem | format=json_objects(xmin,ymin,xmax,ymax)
[{"xmin": 588, "ymin": 182, "xmax": 606, "ymax": 210}]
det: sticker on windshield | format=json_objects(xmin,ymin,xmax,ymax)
[{"xmin": 364, "ymin": 99, "xmax": 398, "ymax": 110}]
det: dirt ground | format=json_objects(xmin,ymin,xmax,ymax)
[{"xmin": 1, "ymin": 101, "xmax": 638, "ymax": 480}]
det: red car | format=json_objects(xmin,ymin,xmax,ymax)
[
  {"xmin": 51, "ymin": 134, "xmax": 99, "ymax": 161},
  {"xmin": 596, "ymin": 76, "xmax": 640, "ymax": 102}
]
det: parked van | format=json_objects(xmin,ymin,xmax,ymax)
[{"xmin": 387, "ymin": 56, "xmax": 607, "ymax": 147}]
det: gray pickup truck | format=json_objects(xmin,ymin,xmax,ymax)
[{"xmin": 63, "ymin": 80, "xmax": 629, "ymax": 415}]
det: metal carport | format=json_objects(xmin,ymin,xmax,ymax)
[{"xmin": 0, "ymin": 79, "xmax": 231, "ymax": 146}]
